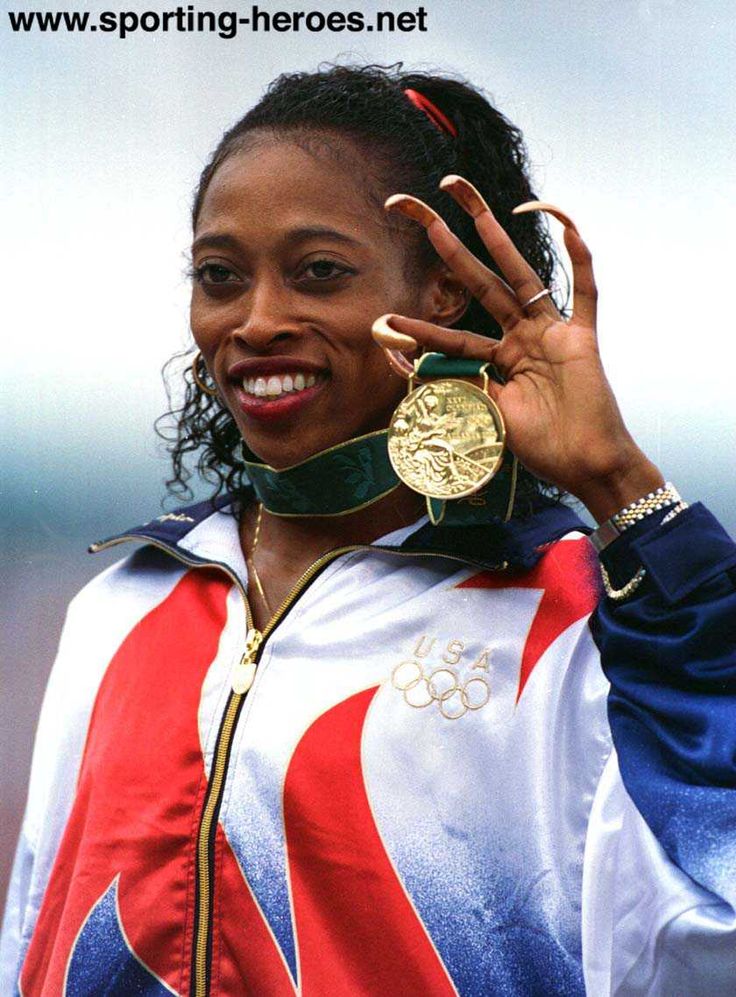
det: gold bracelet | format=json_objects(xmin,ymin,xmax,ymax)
[
  {"xmin": 600, "ymin": 563, "xmax": 647, "ymax": 601},
  {"xmin": 661, "ymin": 501, "xmax": 688, "ymax": 525},
  {"xmin": 590, "ymin": 482, "xmax": 685, "ymax": 552},
  {"xmin": 611, "ymin": 482, "xmax": 682, "ymax": 530}
]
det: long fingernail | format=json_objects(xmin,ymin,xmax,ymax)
[
  {"xmin": 385, "ymin": 350, "xmax": 415, "ymax": 379},
  {"xmin": 371, "ymin": 314, "xmax": 419, "ymax": 350},
  {"xmin": 512, "ymin": 200, "xmax": 579, "ymax": 233},
  {"xmin": 439, "ymin": 175, "xmax": 491, "ymax": 219},
  {"xmin": 384, "ymin": 194, "xmax": 445, "ymax": 229}
]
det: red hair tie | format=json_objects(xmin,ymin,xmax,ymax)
[{"xmin": 403, "ymin": 88, "xmax": 457, "ymax": 138}]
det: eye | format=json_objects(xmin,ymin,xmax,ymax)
[
  {"xmin": 297, "ymin": 258, "xmax": 354, "ymax": 283},
  {"xmin": 192, "ymin": 262, "xmax": 242, "ymax": 285}
]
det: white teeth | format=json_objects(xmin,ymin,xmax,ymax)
[{"xmin": 242, "ymin": 371, "xmax": 320, "ymax": 398}]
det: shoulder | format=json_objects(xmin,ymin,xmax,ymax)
[
  {"xmin": 49, "ymin": 546, "xmax": 189, "ymax": 708},
  {"xmin": 15, "ymin": 545, "xmax": 191, "ymax": 852},
  {"xmin": 531, "ymin": 527, "xmax": 601, "ymax": 595},
  {"xmin": 402, "ymin": 496, "xmax": 595, "ymax": 574},
  {"xmin": 63, "ymin": 491, "xmax": 245, "ymax": 652},
  {"xmin": 69, "ymin": 544, "xmax": 188, "ymax": 618}
]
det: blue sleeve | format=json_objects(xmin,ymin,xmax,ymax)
[{"xmin": 589, "ymin": 502, "xmax": 736, "ymax": 907}]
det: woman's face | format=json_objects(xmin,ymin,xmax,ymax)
[{"xmin": 190, "ymin": 136, "xmax": 451, "ymax": 468}]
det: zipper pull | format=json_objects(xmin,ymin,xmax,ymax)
[{"xmin": 231, "ymin": 628, "xmax": 263, "ymax": 695}]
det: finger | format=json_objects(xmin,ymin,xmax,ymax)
[
  {"xmin": 371, "ymin": 314, "xmax": 419, "ymax": 352},
  {"xmin": 440, "ymin": 176, "xmax": 558, "ymax": 319},
  {"xmin": 380, "ymin": 312, "xmax": 502, "ymax": 363},
  {"xmin": 564, "ymin": 226, "xmax": 597, "ymax": 328},
  {"xmin": 513, "ymin": 201, "xmax": 597, "ymax": 328},
  {"xmin": 512, "ymin": 200, "xmax": 579, "ymax": 232},
  {"xmin": 371, "ymin": 314, "xmax": 417, "ymax": 378},
  {"xmin": 384, "ymin": 314, "xmax": 506, "ymax": 404},
  {"xmin": 384, "ymin": 194, "xmax": 524, "ymax": 329}
]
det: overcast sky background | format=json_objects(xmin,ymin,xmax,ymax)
[{"xmin": 2, "ymin": 0, "xmax": 735, "ymax": 901}]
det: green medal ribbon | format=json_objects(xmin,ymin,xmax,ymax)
[
  {"xmin": 425, "ymin": 451, "xmax": 518, "ymax": 526},
  {"xmin": 241, "ymin": 354, "xmax": 516, "ymax": 523},
  {"xmin": 413, "ymin": 352, "xmax": 493, "ymax": 380},
  {"xmin": 241, "ymin": 430, "xmax": 400, "ymax": 517}
]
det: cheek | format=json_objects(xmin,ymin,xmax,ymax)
[
  {"xmin": 330, "ymin": 293, "xmax": 417, "ymax": 403},
  {"xmin": 355, "ymin": 347, "xmax": 408, "ymax": 410},
  {"xmin": 189, "ymin": 294, "xmax": 210, "ymax": 344},
  {"xmin": 189, "ymin": 294, "xmax": 234, "ymax": 352}
]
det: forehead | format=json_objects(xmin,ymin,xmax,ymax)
[{"xmin": 194, "ymin": 135, "xmax": 389, "ymax": 243}]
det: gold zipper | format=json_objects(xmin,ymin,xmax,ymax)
[
  {"xmin": 192, "ymin": 692, "xmax": 241, "ymax": 994},
  {"xmin": 190, "ymin": 543, "xmax": 363, "ymax": 997},
  {"xmin": 92, "ymin": 533, "xmax": 508, "ymax": 996}
]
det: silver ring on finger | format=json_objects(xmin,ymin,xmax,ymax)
[{"xmin": 521, "ymin": 287, "xmax": 553, "ymax": 310}]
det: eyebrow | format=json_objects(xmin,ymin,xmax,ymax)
[
  {"xmin": 287, "ymin": 226, "xmax": 364, "ymax": 248},
  {"xmin": 191, "ymin": 232, "xmax": 242, "ymax": 255},
  {"xmin": 191, "ymin": 225, "xmax": 365, "ymax": 255}
]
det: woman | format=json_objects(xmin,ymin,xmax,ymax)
[{"xmin": 3, "ymin": 65, "xmax": 735, "ymax": 996}]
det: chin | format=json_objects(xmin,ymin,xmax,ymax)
[
  {"xmin": 239, "ymin": 431, "xmax": 345, "ymax": 470},
  {"xmin": 243, "ymin": 414, "xmax": 396, "ymax": 469},
  {"xmin": 236, "ymin": 400, "xmax": 398, "ymax": 469}
]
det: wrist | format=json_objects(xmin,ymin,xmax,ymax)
[{"xmin": 573, "ymin": 452, "xmax": 665, "ymax": 525}]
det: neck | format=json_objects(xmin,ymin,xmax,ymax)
[
  {"xmin": 239, "ymin": 483, "xmax": 426, "ymax": 630},
  {"xmin": 242, "ymin": 483, "xmax": 425, "ymax": 564}
]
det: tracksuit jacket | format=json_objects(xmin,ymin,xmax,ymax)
[{"xmin": 1, "ymin": 493, "xmax": 736, "ymax": 996}]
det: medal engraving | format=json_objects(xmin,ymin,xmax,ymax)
[{"xmin": 388, "ymin": 379, "xmax": 505, "ymax": 499}]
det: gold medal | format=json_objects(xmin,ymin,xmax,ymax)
[{"xmin": 387, "ymin": 370, "xmax": 506, "ymax": 500}]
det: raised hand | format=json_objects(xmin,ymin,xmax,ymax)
[{"xmin": 375, "ymin": 175, "xmax": 663, "ymax": 522}]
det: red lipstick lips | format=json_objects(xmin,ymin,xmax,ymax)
[{"xmin": 228, "ymin": 357, "xmax": 329, "ymax": 424}]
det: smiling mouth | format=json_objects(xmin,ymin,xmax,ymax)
[
  {"xmin": 241, "ymin": 371, "xmax": 321, "ymax": 400},
  {"xmin": 234, "ymin": 369, "xmax": 329, "ymax": 423}
]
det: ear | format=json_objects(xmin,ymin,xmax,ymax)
[{"xmin": 419, "ymin": 262, "xmax": 470, "ymax": 327}]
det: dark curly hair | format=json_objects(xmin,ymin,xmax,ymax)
[{"xmin": 158, "ymin": 62, "xmax": 564, "ymax": 511}]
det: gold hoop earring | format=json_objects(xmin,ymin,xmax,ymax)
[{"xmin": 191, "ymin": 351, "xmax": 218, "ymax": 397}]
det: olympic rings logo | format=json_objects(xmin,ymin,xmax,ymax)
[{"xmin": 391, "ymin": 659, "xmax": 490, "ymax": 720}]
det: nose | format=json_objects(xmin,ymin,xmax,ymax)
[{"xmin": 232, "ymin": 277, "xmax": 302, "ymax": 352}]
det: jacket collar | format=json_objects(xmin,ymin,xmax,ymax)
[{"xmin": 90, "ymin": 489, "xmax": 588, "ymax": 574}]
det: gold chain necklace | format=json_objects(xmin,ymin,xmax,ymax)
[{"xmin": 247, "ymin": 503, "xmax": 273, "ymax": 617}]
